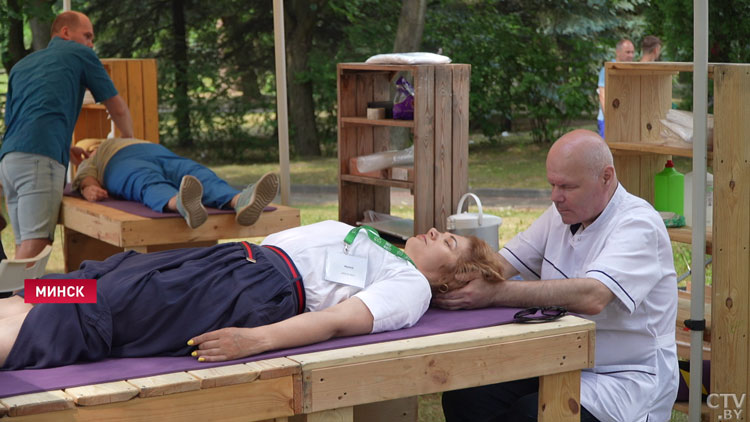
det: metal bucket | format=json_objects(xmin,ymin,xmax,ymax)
[{"xmin": 446, "ymin": 193, "xmax": 503, "ymax": 251}]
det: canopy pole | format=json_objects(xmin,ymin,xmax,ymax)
[
  {"xmin": 63, "ymin": 0, "xmax": 71, "ymax": 11},
  {"xmin": 689, "ymin": 0, "xmax": 709, "ymax": 421},
  {"xmin": 273, "ymin": 0, "xmax": 291, "ymax": 205}
]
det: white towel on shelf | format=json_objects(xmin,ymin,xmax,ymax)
[{"xmin": 365, "ymin": 52, "xmax": 451, "ymax": 65}]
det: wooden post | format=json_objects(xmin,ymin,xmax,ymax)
[{"xmin": 712, "ymin": 64, "xmax": 750, "ymax": 420}]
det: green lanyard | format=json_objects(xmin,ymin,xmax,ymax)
[{"xmin": 344, "ymin": 225, "xmax": 416, "ymax": 267}]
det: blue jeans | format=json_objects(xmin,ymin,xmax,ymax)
[
  {"xmin": 597, "ymin": 119, "xmax": 605, "ymax": 139},
  {"xmin": 103, "ymin": 143, "xmax": 239, "ymax": 212}
]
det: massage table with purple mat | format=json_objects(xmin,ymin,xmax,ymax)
[
  {"xmin": 0, "ymin": 307, "xmax": 595, "ymax": 421},
  {"xmin": 58, "ymin": 189, "xmax": 300, "ymax": 272}
]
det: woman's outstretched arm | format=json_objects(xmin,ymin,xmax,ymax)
[{"xmin": 188, "ymin": 297, "xmax": 374, "ymax": 362}]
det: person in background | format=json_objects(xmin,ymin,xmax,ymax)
[
  {"xmin": 0, "ymin": 11, "xmax": 134, "ymax": 260},
  {"xmin": 597, "ymin": 39, "xmax": 635, "ymax": 138},
  {"xmin": 73, "ymin": 138, "xmax": 279, "ymax": 229},
  {"xmin": 640, "ymin": 35, "xmax": 663, "ymax": 62},
  {"xmin": 435, "ymin": 129, "xmax": 679, "ymax": 421}
]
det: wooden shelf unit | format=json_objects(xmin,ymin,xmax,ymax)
[
  {"xmin": 73, "ymin": 58, "xmax": 159, "ymax": 144},
  {"xmin": 337, "ymin": 63, "xmax": 470, "ymax": 236},
  {"xmin": 605, "ymin": 61, "xmax": 750, "ymax": 416}
]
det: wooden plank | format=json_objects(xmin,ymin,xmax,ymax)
[
  {"xmin": 0, "ymin": 402, "xmax": 6, "ymax": 417},
  {"xmin": 127, "ymin": 372, "xmax": 201, "ymax": 398},
  {"xmin": 340, "ymin": 117, "xmax": 414, "ymax": 128},
  {"xmin": 141, "ymin": 59, "xmax": 160, "ymax": 143},
  {"xmin": 338, "ymin": 68, "xmax": 360, "ymax": 226},
  {"xmin": 188, "ymin": 364, "xmax": 261, "ymax": 389},
  {"xmin": 127, "ymin": 60, "xmax": 146, "ymax": 139},
  {"xmin": 6, "ymin": 376, "xmax": 295, "ymax": 422},
  {"xmin": 639, "ymin": 74, "xmax": 673, "ymax": 143},
  {"xmin": 412, "ymin": 66, "xmax": 435, "ymax": 236},
  {"xmin": 538, "ymin": 371, "xmax": 581, "ymax": 422},
  {"xmin": 353, "ymin": 397, "xmax": 417, "ymax": 422},
  {"xmin": 306, "ymin": 407, "xmax": 353, "ymax": 422},
  {"xmin": 251, "ymin": 357, "xmax": 302, "ymax": 380},
  {"xmin": 301, "ymin": 329, "xmax": 592, "ymax": 413},
  {"xmin": 60, "ymin": 195, "xmax": 300, "ymax": 248},
  {"xmin": 605, "ymin": 72, "xmax": 641, "ymax": 142},
  {"xmin": 64, "ymin": 381, "xmax": 139, "ymax": 406},
  {"xmin": 355, "ymin": 73, "xmax": 376, "ymax": 220},
  {"xmin": 62, "ymin": 227, "xmax": 124, "ymax": 272},
  {"xmin": 433, "ymin": 65, "xmax": 453, "ymax": 232},
  {"xmin": 372, "ymin": 73, "xmax": 392, "ymax": 215},
  {"xmin": 0, "ymin": 390, "xmax": 74, "ymax": 417},
  {"xmin": 712, "ymin": 64, "xmax": 750, "ymax": 418},
  {"xmin": 107, "ymin": 60, "xmax": 129, "ymax": 138},
  {"xmin": 293, "ymin": 316, "xmax": 594, "ymax": 370},
  {"xmin": 451, "ymin": 64, "xmax": 470, "ymax": 219},
  {"xmin": 612, "ymin": 154, "xmax": 642, "ymax": 198},
  {"xmin": 340, "ymin": 174, "xmax": 413, "ymax": 189}
]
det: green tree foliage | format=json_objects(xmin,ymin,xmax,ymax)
[
  {"xmin": 424, "ymin": 0, "xmax": 646, "ymax": 143},
  {"xmin": 644, "ymin": 0, "xmax": 750, "ymax": 110}
]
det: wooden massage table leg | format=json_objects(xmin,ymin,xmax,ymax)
[
  {"xmin": 63, "ymin": 227, "xmax": 217, "ymax": 272},
  {"xmin": 538, "ymin": 370, "xmax": 581, "ymax": 422}
]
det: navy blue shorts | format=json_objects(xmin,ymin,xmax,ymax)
[{"xmin": 3, "ymin": 242, "xmax": 304, "ymax": 370}]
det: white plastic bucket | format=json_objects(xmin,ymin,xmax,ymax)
[{"xmin": 446, "ymin": 193, "xmax": 503, "ymax": 250}]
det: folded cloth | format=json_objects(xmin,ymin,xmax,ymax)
[{"xmin": 365, "ymin": 52, "xmax": 452, "ymax": 65}]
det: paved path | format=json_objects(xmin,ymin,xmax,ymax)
[{"xmin": 284, "ymin": 185, "xmax": 551, "ymax": 209}]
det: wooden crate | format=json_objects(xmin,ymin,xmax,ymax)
[
  {"xmin": 337, "ymin": 63, "xmax": 470, "ymax": 236},
  {"xmin": 73, "ymin": 58, "xmax": 159, "ymax": 144}
]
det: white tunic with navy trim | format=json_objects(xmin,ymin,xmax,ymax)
[{"xmin": 500, "ymin": 184, "xmax": 679, "ymax": 422}]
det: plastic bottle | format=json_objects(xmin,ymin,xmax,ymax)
[
  {"xmin": 654, "ymin": 160, "xmax": 684, "ymax": 216},
  {"xmin": 356, "ymin": 146, "xmax": 414, "ymax": 173},
  {"xmin": 684, "ymin": 171, "xmax": 713, "ymax": 227}
]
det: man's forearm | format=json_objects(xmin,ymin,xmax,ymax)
[
  {"xmin": 492, "ymin": 277, "xmax": 614, "ymax": 315},
  {"xmin": 103, "ymin": 95, "xmax": 135, "ymax": 138}
]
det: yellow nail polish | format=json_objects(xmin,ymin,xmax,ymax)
[
  {"xmin": 187, "ymin": 340, "xmax": 194, "ymax": 346},
  {"xmin": 198, "ymin": 357, "xmax": 205, "ymax": 362},
  {"xmin": 191, "ymin": 351, "xmax": 197, "ymax": 357}
]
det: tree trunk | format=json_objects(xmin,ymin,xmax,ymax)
[
  {"xmin": 3, "ymin": 0, "xmax": 30, "ymax": 73},
  {"xmin": 393, "ymin": 0, "xmax": 426, "ymax": 52},
  {"xmin": 171, "ymin": 0, "xmax": 192, "ymax": 147},
  {"xmin": 29, "ymin": 0, "xmax": 55, "ymax": 51},
  {"xmin": 285, "ymin": 0, "xmax": 321, "ymax": 157}
]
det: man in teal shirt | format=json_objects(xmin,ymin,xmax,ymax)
[{"xmin": 0, "ymin": 11, "xmax": 134, "ymax": 260}]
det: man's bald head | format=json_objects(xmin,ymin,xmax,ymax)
[
  {"xmin": 51, "ymin": 11, "xmax": 94, "ymax": 48},
  {"xmin": 549, "ymin": 129, "xmax": 614, "ymax": 179},
  {"xmin": 546, "ymin": 129, "xmax": 618, "ymax": 227}
]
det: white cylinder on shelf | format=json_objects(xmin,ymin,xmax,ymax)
[{"xmin": 684, "ymin": 171, "xmax": 713, "ymax": 227}]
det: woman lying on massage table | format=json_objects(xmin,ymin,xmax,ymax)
[
  {"xmin": 72, "ymin": 137, "xmax": 279, "ymax": 229},
  {"xmin": 0, "ymin": 220, "xmax": 501, "ymax": 370}
]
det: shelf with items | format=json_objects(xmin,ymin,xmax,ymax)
[
  {"xmin": 667, "ymin": 227, "xmax": 712, "ymax": 254},
  {"xmin": 337, "ymin": 62, "xmax": 470, "ymax": 237},
  {"xmin": 340, "ymin": 117, "xmax": 415, "ymax": 128},
  {"xmin": 606, "ymin": 61, "xmax": 750, "ymax": 407}
]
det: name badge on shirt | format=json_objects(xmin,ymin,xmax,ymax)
[{"xmin": 324, "ymin": 249, "xmax": 367, "ymax": 288}]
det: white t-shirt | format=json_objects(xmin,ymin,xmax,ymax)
[
  {"xmin": 261, "ymin": 220, "xmax": 431, "ymax": 333},
  {"xmin": 500, "ymin": 184, "xmax": 679, "ymax": 422}
]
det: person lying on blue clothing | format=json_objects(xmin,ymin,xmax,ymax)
[
  {"xmin": 0, "ymin": 220, "xmax": 502, "ymax": 369},
  {"xmin": 72, "ymin": 138, "xmax": 278, "ymax": 229}
]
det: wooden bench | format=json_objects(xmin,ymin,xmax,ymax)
[
  {"xmin": 0, "ymin": 315, "xmax": 595, "ymax": 422},
  {"xmin": 59, "ymin": 195, "xmax": 300, "ymax": 272}
]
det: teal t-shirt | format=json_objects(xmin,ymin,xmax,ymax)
[{"xmin": 0, "ymin": 37, "xmax": 118, "ymax": 166}]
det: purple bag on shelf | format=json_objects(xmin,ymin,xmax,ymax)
[{"xmin": 393, "ymin": 76, "xmax": 415, "ymax": 120}]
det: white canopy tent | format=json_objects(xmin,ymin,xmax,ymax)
[{"xmin": 63, "ymin": 0, "xmax": 292, "ymax": 205}]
